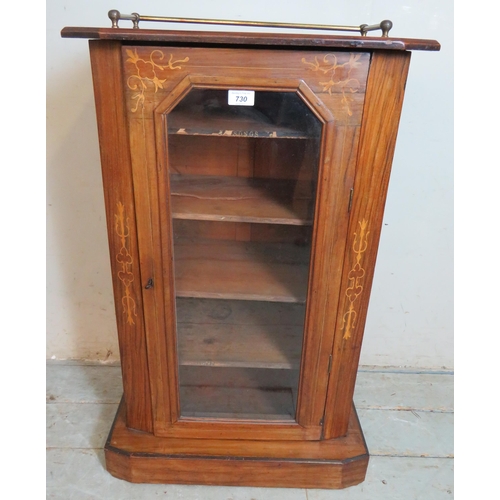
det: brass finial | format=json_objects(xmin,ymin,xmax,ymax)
[
  {"xmin": 108, "ymin": 10, "xmax": 140, "ymax": 29},
  {"xmin": 108, "ymin": 9, "xmax": 120, "ymax": 28},
  {"xmin": 380, "ymin": 20, "xmax": 393, "ymax": 37}
]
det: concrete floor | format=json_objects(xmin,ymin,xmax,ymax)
[{"xmin": 46, "ymin": 363, "xmax": 453, "ymax": 499}]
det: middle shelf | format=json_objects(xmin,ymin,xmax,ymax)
[
  {"xmin": 174, "ymin": 238, "xmax": 311, "ymax": 303},
  {"xmin": 178, "ymin": 322, "xmax": 303, "ymax": 369},
  {"xmin": 170, "ymin": 174, "xmax": 314, "ymax": 226},
  {"xmin": 176, "ymin": 298, "xmax": 305, "ymax": 370}
]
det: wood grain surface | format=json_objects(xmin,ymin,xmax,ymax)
[
  {"xmin": 105, "ymin": 399, "xmax": 368, "ymax": 488},
  {"xmin": 62, "ymin": 26, "xmax": 440, "ymax": 52},
  {"xmin": 89, "ymin": 40, "xmax": 153, "ymax": 433},
  {"xmin": 324, "ymin": 50, "xmax": 412, "ymax": 439}
]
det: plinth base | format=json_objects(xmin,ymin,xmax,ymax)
[{"xmin": 105, "ymin": 401, "xmax": 368, "ymax": 489}]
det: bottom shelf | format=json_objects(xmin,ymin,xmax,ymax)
[
  {"xmin": 105, "ymin": 400, "xmax": 369, "ymax": 489},
  {"xmin": 179, "ymin": 366, "xmax": 299, "ymax": 421}
]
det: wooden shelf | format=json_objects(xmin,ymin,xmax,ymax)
[
  {"xmin": 178, "ymin": 322, "xmax": 303, "ymax": 369},
  {"xmin": 170, "ymin": 174, "xmax": 313, "ymax": 226},
  {"xmin": 178, "ymin": 366, "xmax": 299, "ymax": 421},
  {"xmin": 168, "ymin": 108, "xmax": 312, "ymax": 139},
  {"xmin": 180, "ymin": 385, "xmax": 296, "ymax": 420},
  {"xmin": 174, "ymin": 239, "xmax": 310, "ymax": 303}
]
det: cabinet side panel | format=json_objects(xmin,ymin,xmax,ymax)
[
  {"xmin": 89, "ymin": 40, "xmax": 153, "ymax": 432},
  {"xmin": 323, "ymin": 50, "xmax": 411, "ymax": 439},
  {"xmin": 296, "ymin": 64, "xmax": 368, "ymax": 427},
  {"xmin": 296, "ymin": 123, "xmax": 360, "ymax": 426}
]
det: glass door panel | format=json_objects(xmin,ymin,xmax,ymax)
[{"xmin": 167, "ymin": 88, "xmax": 322, "ymax": 421}]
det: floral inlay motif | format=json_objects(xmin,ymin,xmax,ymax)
[
  {"xmin": 125, "ymin": 49, "xmax": 189, "ymax": 112},
  {"xmin": 115, "ymin": 202, "xmax": 136, "ymax": 325},
  {"xmin": 342, "ymin": 219, "xmax": 369, "ymax": 340},
  {"xmin": 302, "ymin": 53, "xmax": 362, "ymax": 116}
]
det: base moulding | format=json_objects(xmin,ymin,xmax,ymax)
[{"xmin": 105, "ymin": 400, "xmax": 369, "ymax": 489}]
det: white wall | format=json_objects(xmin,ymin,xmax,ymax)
[{"xmin": 46, "ymin": 1, "xmax": 453, "ymax": 369}]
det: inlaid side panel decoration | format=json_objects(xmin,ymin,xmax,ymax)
[
  {"xmin": 341, "ymin": 219, "xmax": 369, "ymax": 340},
  {"xmin": 115, "ymin": 202, "xmax": 137, "ymax": 325}
]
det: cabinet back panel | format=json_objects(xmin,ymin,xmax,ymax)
[{"xmin": 173, "ymin": 219, "xmax": 311, "ymax": 243}]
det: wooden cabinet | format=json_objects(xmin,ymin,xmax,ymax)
[{"xmin": 62, "ymin": 19, "xmax": 439, "ymax": 488}]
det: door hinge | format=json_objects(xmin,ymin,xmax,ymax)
[
  {"xmin": 348, "ymin": 188, "xmax": 354, "ymax": 212},
  {"xmin": 327, "ymin": 354, "xmax": 332, "ymax": 374}
]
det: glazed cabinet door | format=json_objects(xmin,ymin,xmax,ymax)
[
  {"xmin": 121, "ymin": 44, "xmax": 369, "ymax": 440},
  {"xmin": 166, "ymin": 87, "xmax": 321, "ymax": 425}
]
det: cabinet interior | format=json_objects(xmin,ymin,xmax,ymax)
[{"xmin": 167, "ymin": 88, "xmax": 321, "ymax": 421}]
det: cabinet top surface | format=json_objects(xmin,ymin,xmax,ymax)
[{"xmin": 61, "ymin": 27, "xmax": 440, "ymax": 52}]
